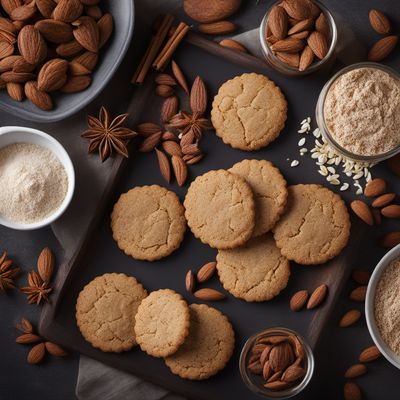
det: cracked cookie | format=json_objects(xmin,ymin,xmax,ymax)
[
  {"xmin": 134, "ymin": 289, "xmax": 190, "ymax": 358},
  {"xmin": 211, "ymin": 72, "xmax": 287, "ymax": 151},
  {"xmin": 164, "ymin": 303, "xmax": 235, "ymax": 380},
  {"xmin": 184, "ymin": 169, "xmax": 255, "ymax": 249},
  {"xmin": 229, "ymin": 159, "xmax": 288, "ymax": 236},
  {"xmin": 216, "ymin": 234, "xmax": 290, "ymax": 302},
  {"xmin": 75, "ymin": 273, "xmax": 148, "ymax": 353},
  {"xmin": 273, "ymin": 184, "xmax": 351, "ymax": 265},
  {"xmin": 111, "ymin": 185, "xmax": 186, "ymax": 261}
]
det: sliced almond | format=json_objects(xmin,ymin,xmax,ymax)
[{"xmin": 155, "ymin": 148, "xmax": 170, "ymax": 183}]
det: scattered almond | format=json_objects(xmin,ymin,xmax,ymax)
[
  {"xmin": 364, "ymin": 178, "xmax": 386, "ymax": 197},
  {"xmin": 171, "ymin": 155, "xmax": 187, "ymax": 186},
  {"xmin": 344, "ymin": 382, "xmax": 362, "ymax": 400},
  {"xmin": 289, "ymin": 289, "xmax": 309, "ymax": 312},
  {"xmin": 344, "ymin": 363, "xmax": 367, "ymax": 379},
  {"xmin": 359, "ymin": 345, "xmax": 381, "ymax": 362},
  {"xmin": 350, "ymin": 200, "xmax": 374, "ymax": 226},
  {"xmin": 219, "ymin": 38, "xmax": 248, "ymax": 52},
  {"xmin": 185, "ymin": 270, "xmax": 195, "ymax": 293},
  {"xmin": 37, "ymin": 247, "xmax": 54, "ymax": 284},
  {"xmin": 171, "ymin": 60, "xmax": 189, "ymax": 94},
  {"xmin": 162, "ymin": 140, "xmax": 182, "ymax": 157},
  {"xmin": 155, "ymin": 148, "xmax": 171, "ymax": 183},
  {"xmin": 369, "ymin": 9, "xmax": 391, "ymax": 35},
  {"xmin": 339, "ymin": 309, "xmax": 361, "ymax": 328},
  {"xmin": 45, "ymin": 342, "xmax": 67, "ymax": 356},
  {"xmin": 349, "ymin": 286, "xmax": 367, "ymax": 302},
  {"xmin": 155, "ymin": 73, "xmax": 176, "ymax": 86},
  {"xmin": 138, "ymin": 131, "xmax": 162, "ymax": 152},
  {"xmin": 16, "ymin": 333, "xmax": 42, "ymax": 344},
  {"xmin": 190, "ymin": 76, "xmax": 207, "ymax": 114},
  {"xmin": 372, "ymin": 193, "xmax": 396, "ymax": 208},
  {"xmin": 198, "ymin": 20, "xmax": 237, "ymax": 35},
  {"xmin": 380, "ymin": 231, "xmax": 400, "ymax": 248},
  {"xmin": 381, "ymin": 204, "xmax": 400, "ymax": 218},
  {"xmin": 193, "ymin": 288, "xmax": 225, "ymax": 301},
  {"xmin": 197, "ymin": 261, "xmax": 216, "ymax": 283},
  {"xmin": 307, "ymin": 284, "xmax": 328, "ymax": 309},
  {"xmin": 27, "ymin": 343, "xmax": 46, "ymax": 364},
  {"xmin": 368, "ymin": 35, "xmax": 398, "ymax": 62},
  {"xmin": 270, "ymin": 37, "xmax": 305, "ymax": 53}
]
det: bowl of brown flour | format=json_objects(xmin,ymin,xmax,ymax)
[
  {"xmin": 0, "ymin": 126, "xmax": 75, "ymax": 230},
  {"xmin": 366, "ymin": 244, "xmax": 400, "ymax": 370}
]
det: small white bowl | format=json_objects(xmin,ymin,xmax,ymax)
[
  {"xmin": 365, "ymin": 243, "xmax": 400, "ymax": 370},
  {"xmin": 0, "ymin": 126, "xmax": 75, "ymax": 230}
]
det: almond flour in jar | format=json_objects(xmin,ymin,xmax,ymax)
[
  {"xmin": 0, "ymin": 142, "xmax": 68, "ymax": 224},
  {"xmin": 374, "ymin": 258, "xmax": 400, "ymax": 356},
  {"xmin": 323, "ymin": 67, "xmax": 400, "ymax": 156}
]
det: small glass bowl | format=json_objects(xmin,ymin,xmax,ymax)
[
  {"xmin": 315, "ymin": 62, "xmax": 400, "ymax": 163},
  {"xmin": 239, "ymin": 327, "xmax": 314, "ymax": 399},
  {"xmin": 259, "ymin": 0, "xmax": 337, "ymax": 76}
]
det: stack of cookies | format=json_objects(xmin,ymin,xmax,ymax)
[{"xmin": 76, "ymin": 275, "xmax": 235, "ymax": 380}]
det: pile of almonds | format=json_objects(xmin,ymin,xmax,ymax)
[
  {"xmin": 265, "ymin": 0, "xmax": 331, "ymax": 71},
  {"xmin": 0, "ymin": 0, "xmax": 113, "ymax": 110},
  {"xmin": 247, "ymin": 333, "xmax": 307, "ymax": 391}
]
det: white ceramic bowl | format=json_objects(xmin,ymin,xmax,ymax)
[
  {"xmin": 0, "ymin": 126, "xmax": 75, "ymax": 230},
  {"xmin": 365, "ymin": 244, "xmax": 400, "ymax": 369}
]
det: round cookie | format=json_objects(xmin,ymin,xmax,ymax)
[
  {"xmin": 111, "ymin": 185, "xmax": 186, "ymax": 261},
  {"xmin": 76, "ymin": 273, "xmax": 148, "ymax": 353},
  {"xmin": 134, "ymin": 289, "xmax": 190, "ymax": 358},
  {"xmin": 229, "ymin": 159, "xmax": 288, "ymax": 236},
  {"xmin": 164, "ymin": 304, "xmax": 235, "ymax": 380},
  {"xmin": 211, "ymin": 73, "xmax": 287, "ymax": 151},
  {"xmin": 273, "ymin": 184, "xmax": 351, "ymax": 265},
  {"xmin": 216, "ymin": 234, "xmax": 290, "ymax": 302},
  {"xmin": 184, "ymin": 169, "xmax": 255, "ymax": 249}
]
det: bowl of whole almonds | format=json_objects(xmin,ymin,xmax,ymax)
[{"xmin": 0, "ymin": 0, "xmax": 134, "ymax": 122}]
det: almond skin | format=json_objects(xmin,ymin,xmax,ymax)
[
  {"xmin": 344, "ymin": 363, "xmax": 367, "ymax": 379},
  {"xmin": 344, "ymin": 382, "xmax": 362, "ymax": 400},
  {"xmin": 27, "ymin": 342, "xmax": 46, "ymax": 364},
  {"xmin": 37, "ymin": 247, "xmax": 55, "ymax": 283},
  {"xmin": 138, "ymin": 131, "xmax": 162, "ymax": 152},
  {"xmin": 359, "ymin": 345, "xmax": 381, "ymax": 362},
  {"xmin": 35, "ymin": 19, "xmax": 73, "ymax": 44},
  {"xmin": 53, "ymin": 0, "xmax": 83, "ymax": 23},
  {"xmin": 162, "ymin": 140, "xmax": 182, "ymax": 157},
  {"xmin": 307, "ymin": 31, "xmax": 327, "ymax": 59},
  {"xmin": 299, "ymin": 45, "xmax": 314, "ymax": 71},
  {"xmin": 193, "ymin": 288, "xmax": 225, "ymax": 301},
  {"xmin": 15, "ymin": 333, "xmax": 42, "ymax": 344},
  {"xmin": 369, "ymin": 9, "xmax": 391, "ymax": 34},
  {"xmin": 25, "ymin": 80, "xmax": 53, "ymax": 110},
  {"xmin": 307, "ymin": 284, "xmax": 328, "ymax": 309},
  {"xmin": 219, "ymin": 38, "xmax": 248, "ymax": 52},
  {"xmin": 268, "ymin": 5, "xmax": 288, "ymax": 40},
  {"xmin": 276, "ymin": 51, "xmax": 299, "ymax": 68},
  {"xmin": 315, "ymin": 12, "xmax": 329, "ymax": 37},
  {"xmin": 339, "ymin": 309, "xmax": 361, "ymax": 328},
  {"xmin": 268, "ymin": 341, "xmax": 295, "ymax": 372},
  {"xmin": 349, "ymin": 286, "xmax": 367, "ymax": 302},
  {"xmin": 171, "ymin": 155, "xmax": 187, "ymax": 187},
  {"xmin": 197, "ymin": 261, "xmax": 216, "ymax": 283},
  {"xmin": 198, "ymin": 20, "xmax": 236, "ymax": 35},
  {"xmin": 381, "ymin": 204, "xmax": 400, "ymax": 218},
  {"xmin": 290, "ymin": 289, "xmax": 309, "ymax": 311},
  {"xmin": 380, "ymin": 231, "xmax": 400, "ymax": 248},
  {"xmin": 281, "ymin": 0, "xmax": 312, "ymax": 20},
  {"xmin": 270, "ymin": 37, "xmax": 304, "ymax": 53},
  {"xmin": 287, "ymin": 18, "xmax": 313, "ymax": 35},
  {"xmin": 364, "ymin": 178, "xmax": 386, "ymax": 197},
  {"xmin": 18, "ymin": 25, "xmax": 47, "ymax": 65},
  {"xmin": 350, "ymin": 200, "xmax": 374, "ymax": 226},
  {"xmin": 60, "ymin": 75, "xmax": 91, "ymax": 93},
  {"xmin": 6, "ymin": 81, "xmax": 24, "ymax": 101},
  {"xmin": 190, "ymin": 76, "xmax": 207, "ymax": 114},
  {"xmin": 45, "ymin": 342, "xmax": 67, "ymax": 356},
  {"xmin": 37, "ymin": 58, "xmax": 68, "ymax": 92},
  {"xmin": 372, "ymin": 193, "xmax": 396, "ymax": 208},
  {"xmin": 368, "ymin": 35, "xmax": 398, "ymax": 62},
  {"xmin": 160, "ymin": 95, "xmax": 179, "ymax": 123},
  {"xmin": 72, "ymin": 16, "xmax": 99, "ymax": 53},
  {"xmin": 97, "ymin": 13, "xmax": 113, "ymax": 48},
  {"xmin": 282, "ymin": 364, "xmax": 306, "ymax": 383}
]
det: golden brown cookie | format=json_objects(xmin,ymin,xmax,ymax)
[
  {"xmin": 211, "ymin": 73, "xmax": 287, "ymax": 151},
  {"xmin": 273, "ymin": 184, "xmax": 351, "ymax": 265},
  {"xmin": 229, "ymin": 159, "xmax": 288, "ymax": 236},
  {"xmin": 111, "ymin": 185, "xmax": 186, "ymax": 261},
  {"xmin": 216, "ymin": 234, "xmax": 290, "ymax": 302},
  {"xmin": 76, "ymin": 273, "xmax": 148, "ymax": 353},
  {"xmin": 134, "ymin": 289, "xmax": 190, "ymax": 358},
  {"xmin": 164, "ymin": 304, "xmax": 235, "ymax": 380},
  {"xmin": 184, "ymin": 169, "xmax": 255, "ymax": 249}
]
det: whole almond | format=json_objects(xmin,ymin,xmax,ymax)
[
  {"xmin": 69, "ymin": 61, "xmax": 91, "ymax": 76},
  {"xmin": 171, "ymin": 155, "xmax": 187, "ymax": 186},
  {"xmin": 350, "ymin": 200, "xmax": 374, "ymax": 226},
  {"xmin": 155, "ymin": 73, "xmax": 176, "ymax": 86},
  {"xmin": 16, "ymin": 318, "xmax": 33, "ymax": 333},
  {"xmin": 281, "ymin": 365, "xmax": 306, "ymax": 383},
  {"xmin": 6, "ymin": 82, "xmax": 23, "ymax": 101},
  {"xmin": 156, "ymin": 84, "xmax": 174, "ymax": 97},
  {"xmin": 171, "ymin": 60, "xmax": 189, "ymax": 94},
  {"xmin": 197, "ymin": 261, "xmax": 216, "ymax": 283},
  {"xmin": 136, "ymin": 122, "xmax": 161, "ymax": 136},
  {"xmin": 193, "ymin": 288, "xmax": 225, "ymax": 301},
  {"xmin": 380, "ymin": 231, "xmax": 400, "ymax": 248},
  {"xmin": 15, "ymin": 333, "xmax": 42, "ymax": 344},
  {"xmin": 0, "ymin": 40, "xmax": 14, "ymax": 60},
  {"xmin": 262, "ymin": 360, "xmax": 273, "ymax": 380},
  {"xmin": 11, "ymin": 1, "xmax": 37, "ymax": 22},
  {"xmin": 72, "ymin": 16, "xmax": 99, "ymax": 53},
  {"xmin": 35, "ymin": 19, "xmax": 73, "ymax": 43},
  {"xmin": 25, "ymin": 80, "xmax": 53, "ymax": 110},
  {"xmin": 381, "ymin": 204, "xmax": 400, "ymax": 218},
  {"xmin": 160, "ymin": 95, "xmax": 179, "ymax": 123},
  {"xmin": 73, "ymin": 51, "xmax": 98, "ymax": 71},
  {"xmin": 350, "ymin": 286, "xmax": 367, "ymax": 302},
  {"xmin": 268, "ymin": 5, "xmax": 288, "ymax": 40},
  {"xmin": 185, "ymin": 270, "xmax": 194, "ymax": 293},
  {"xmin": 351, "ymin": 269, "xmax": 370, "ymax": 285},
  {"xmin": 307, "ymin": 31, "xmax": 327, "ymax": 59},
  {"xmin": 198, "ymin": 20, "xmax": 236, "ymax": 35},
  {"xmin": 162, "ymin": 140, "xmax": 182, "ymax": 157},
  {"xmin": 344, "ymin": 382, "xmax": 362, "ymax": 400},
  {"xmin": 155, "ymin": 148, "xmax": 171, "ymax": 183},
  {"xmin": 339, "ymin": 309, "xmax": 361, "ymax": 328},
  {"xmin": 372, "ymin": 193, "xmax": 396, "ymax": 208},
  {"xmin": 1, "ymin": 0, "xmax": 23, "ymax": 15},
  {"xmin": 264, "ymin": 381, "xmax": 291, "ymax": 390},
  {"xmin": 219, "ymin": 38, "xmax": 248, "ymax": 53},
  {"xmin": 369, "ymin": 9, "xmax": 391, "ymax": 34},
  {"xmin": 45, "ymin": 341, "xmax": 67, "ymax": 356},
  {"xmin": 307, "ymin": 284, "xmax": 328, "ymax": 309},
  {"xmin": 368, "ymin": 35, "xmax": 398, "ymax": 62},
  {"xmin": 288, "ymin": 18, "xmax": 313, "ymax": 35},
  {"xmin": 276, "ymin": 51, "xmax": 299, "ymax": 68},
  {"xmin": 61, "ymin": 75, "xmax": 91, "ymax": 93},
  {"xmin": 1, "ymin": 71, "xmax": 34, "ymax": 82},
  {"xmin": 267, "ymin": 370, "xmax": 283, "ymax": 383},
  {"xmin": 53, "ymin": 0, "xmax": 83, "ymax": 23},
  {"xmin": 315, "ymin": 12, "xmax": 330, "ymax": 37},
  {"xmin": 268, "ymin": 342, "xmax": 295, "ymax": 372},
  {"xmin": 138, "ymin": 131, "xmax": 162, "ymax": 152},
  {"xmin": 18, "ymin": 25, "xmax": 47, "ymax": 64},
  {"xmin": 27, "ymin": 342, "xmax": 45, "ymax": 364},
  {"xmin": 259, "ymin": 345, "xmax": 273, "ymax": 365},
  {"xmin": 299, "ymin": 45, "xmax": 314, "ymax": 71},
  {"xmin": 359, "ymin": 345, "xmax": 381, "ymax": 362},
  {"xmin": 248, "ymin": 360, "xmax": 263, "ymax": 375},
  {"xmin": 290, "ymin": 289, "xmax": 309, "ymax": 311},
  {"xmin": 56, "ymin": 39, "xmax": 83, "ymax": 57},
  {"xmin": 37, "ymin": 247, "xmax": 54, "ymax": 283},
  {"xmin": 271, "ymin": 38, "xmax": 304, "ymax": 53},
  {"xmin": 364, "ymin": 178, "xmax": 386, "ymax": 197},
  {"xmin": 290, "ymin": 30, "xmax": 309, "ymax": 39},
  {"xmin": 37, "ymin": 58, "xmax": 68, "ymax": 92},
  {"xmin": 190, "ymin": 76, "xmax": 207, "ymax": 114},
  {"xmin": 184, "ymin": 154, "xmax": 204, "ymax": 165},
  {"xmin": 97, "ymin": 13, "xmax": 113, "ymax": 48},
  {"xmin": 0, "ymin": 17, "xmax": 18, "ymax": 34},
  {"xmin": 162, "ymin": 131, "xmax": 177, "ymax": 141},
  {"xmin": 13, "ymin": 57, "xmax": 35, "ymax": 73},
  {"xmin": 36, "ymin": 0, "xmax": 56, "ymax": 18},
  {"xmin": 344, "ymin": 363, "xmax": 367, "ymax": 379},
  {"xmin": 282, "ymin": 0, "xmax": 312, "ymax": 20}
]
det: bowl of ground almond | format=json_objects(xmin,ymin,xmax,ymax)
[
  {"xmin": 366, "ymin": 245, "xmax": 400, "ymax": 370},
  {"xmin": 0, "ymin": 126, "xmax": 74, "ymax": 230},
  {"xmin": 316, "ymin": 62, "xmax": 400, "ymax": 162}
]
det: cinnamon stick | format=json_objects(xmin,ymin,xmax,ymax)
[
  {"xmin": 153, "ymin": 22, "xmax": 190, "ymax": 71},
  {"xmin": 131, "ymin": 14, "xmax": 174, "ymax": 84}
]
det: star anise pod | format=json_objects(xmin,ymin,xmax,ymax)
[
  {"xmin": 0, "ymin": 251, "xmax": 21, "ymax": 293},
  {"xmin": 81, "ymin": 106, "xmax": 137, "ymax": 162},
  {"xmin": 20, "ymin": 271, "xmax": 52, "ymax": 305},
  {"xmin": 167, "ymin": 111, "xmax": 210, "ymax": 139}
]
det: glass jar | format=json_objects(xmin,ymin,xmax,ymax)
[
  {"xmin": 315, "ymin": 62, "xmax": 400, "ymax": 163},
  {"xmin": 239, "ymin": 327, "xmax": 314, "ymax": 399},
  {"xmin": 259, "ymin": 0, "xmax": 337, "ymax": 76}
]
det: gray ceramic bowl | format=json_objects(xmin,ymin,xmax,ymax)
[{"xmin": 0, "ymin": 1, "xmax": 134, "ymax": 123}]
